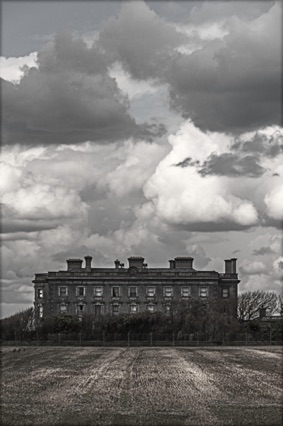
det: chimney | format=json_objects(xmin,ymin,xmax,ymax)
[
  {"xmin": 231, "ymin": 258, "xmax": 237, "ymax": 274},
  {"xmin": 174, "ymin": 257, "xmax": 194, "ymax": 269},
  {"xmin": 128, "ymin": 256, "xmax": 145, "ymax": 269},
  {"xmin": 169, "ymin": 260, "xmax": 175, "ymax": 269},
  {"xmin": 225, "ymin": 259, "xmax": 232, "ymax": 274},
  {"xmin": 67, "ymin": 259, "xmax": 83, "ymax": 271},
  {"xmin": 85, "ymin": 255, "xmax": 92, "ymax": 271},
  {"xmin": 114, "ymin": 259, "xmax": 120, "ymax": 269}
]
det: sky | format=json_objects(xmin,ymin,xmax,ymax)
[{"xmin": 1, "ymin": 1, "xmax": 282, "ymax": 319}]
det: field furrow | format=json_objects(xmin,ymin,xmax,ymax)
[{"xmin": 1, "ymin": 346, "xmax": 282, "ymax": 426}]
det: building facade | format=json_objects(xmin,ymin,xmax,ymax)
[{"xmin": 33, "ymin": 256, "xmax": 239, "ymax": 320}]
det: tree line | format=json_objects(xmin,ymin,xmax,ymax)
[{"xmin": 1, "ymin": 291, "xmax": 282, "ymax": 343}]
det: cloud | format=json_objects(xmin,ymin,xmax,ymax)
[
  {"xmin": 252, "ymin": 246, "xmax": 274, "ymax": 256},
  {"xmin": 165, "ymin": 3, "xmax": 281, "ymax": 133},
  {"xmin": 99, "ymin": 1, "xmax": 185, "ymax": 81},
  {"xmin": 264, "ymin": 185, "xmax": 283, "ymax": 221},
  {"xmin": 142, "ymin": 120, "xmax": 259, "ymax": 231},
  {"xmin": 2, "ymin": 32, "xmax": 164, "ymax": 146},
  {"xmin": 239, "ymin": 261, "xmax": 267, "ymax": 275},
  {"xmin": 0, "ymin": 52, "xmax": 38, "ymax": 82},
  {"xmin": 199, "ymin": 153, "xmax": 265, "ymax": 178}
]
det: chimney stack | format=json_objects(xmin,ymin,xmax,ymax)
[
  {"xmin": 231, "ymin": 258, "xmax": 237, "ymax": 273},
  {"xmin": 67, "ymin": 259, "xmax": 83, "ymax": 271},
  {"xmin": 225, "ymin": 259, "xmax": 232, "ymax": 274},
  {"xmin": 84, "ymin": 255, "xmax": 92, "ymax": 271},
  {"xmin": 174, "ymin": 257, "xmax": 194, "ymax": 269}
]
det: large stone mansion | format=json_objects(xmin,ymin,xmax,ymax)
[{"xmin": 33, "ymin": 255, "xmax": 239, "ymax": 320}]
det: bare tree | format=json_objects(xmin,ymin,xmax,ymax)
[{"xmin": 237, "ymin": 290, "xmax": 279, "ymax": 322}]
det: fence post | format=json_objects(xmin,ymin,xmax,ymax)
[
  {"xmin": 127, "ymin": 331, "xmax": 130, "ymax": 347},
  {"xmin": 245, "ymin": 331, "xmax": 248, "ymax": 346},
  {"xmin": 79, "ymin": 332, "xmax": 82, "ymax": 346},
  {"xmin": 172, "ymin": 331, "xmax": 175, "ymax": 346},
  {"xmin": 103, "ymin": 331, "xmax": 105, "ymax": 346},
  {"xmin": 269, "ymin": 329, "xmax": 272, "ymax": 345},
  {"xmin": 150, "ymin": 332, "xmax": 153, "ymax": 346},
  {"xmin": 58, "ymin": 332, "xmax": 61, "ymax": 345}
]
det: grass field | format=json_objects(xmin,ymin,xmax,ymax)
[{"xmin": 1, "ymin": 346, "xmax": 282, "ymax": 425}]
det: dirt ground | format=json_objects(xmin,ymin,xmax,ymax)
[{"xmin": 1, "ymin": 346, "xmax": 282, "ymax": 425}]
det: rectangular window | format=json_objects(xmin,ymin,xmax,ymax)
[
  {"xmin": 76, "ymin": 304, "xmax": 85, "ymax": 315},
  {"xmin": 112, "ymin": 304, "xmax": 119, "ymax": 315},
  {"xmin": 199, "ymin": 287, "xmax": 208, "ymax": 298},
  {"xmin": 59, "ymin": 286, "xmax": 68, "ymax": 297},
  {"xmin": 39, "ymin": 305, "xmax": 43, "ymax": 318},
  {"xmin": 94, "ymin": 305, "xmax": 103, "ymax": 316},
  {"xmin": 181, "ymin": 287, "xmax": 191, "ymax": 297},
  {"xmin": 37, "ymin": 288, "xmax": 43, "ymax": 298},
  {"xmin": 147, "ymin": 305, "xmax": 155, "ymax": 313},
  {"xmin": 59, "ymin": 305, "xmax": 67, "ymax": 315},
  {"xmin": 112, "ymin": 286, "xmax": 120, "ymax": 297},
  {"xmin": 146, "ymin": 287, "xmax": 156, "ymax": 297},
  {"xmin": 164, "ymin": 287, "xmax": 173, "ymax": 297},
  {"xmin": 94, "ymin": 286, "xmax": 103, "ymax": 297},
  {"xmin": 222, "ymin": 288, "xmax": 229, "ymax": 298},
  {"xmin": 76, "ymin": 286, "xmax": 85, "ymax": 297},
  {"xmin": 130, "ymin": 304, "xmax": 138, "ymax": 314},
  {"xmin": 129, "ymin": 286, "xmax": 137, "ymax": 297}
]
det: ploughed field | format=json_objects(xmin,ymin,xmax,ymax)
[{"xmin": 1, "ymin": 346, "xmax": 282, "ymax": 425}]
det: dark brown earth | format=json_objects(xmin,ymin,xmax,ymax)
[{"xmin": 1, "ymin": 346, "xmax": 282, "ymax": 425}]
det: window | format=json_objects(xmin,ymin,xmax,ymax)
[
  {"xmin": 112, "ymin": 287, "xmax": 120, "ymax": 297},
  {"xmin": 129, "ymin": 286, "xmax": 137, "ymax": 297},
  {"xmin": 59, "ymin": 286, "xmax": 68, "ymax": 297},
  {"xmin": 39, "ymin": 305, "xmax": 43, "ymax": 318},
  {"xmin": 112, "ymin": 304, "xmax": 119, "ymax": 315},
  {"xmin": 94, "ymin": 304, "xmax": 103, "ymax": 316},
  {"xmin": 146, "ymin": 287, "xmax": 156, "ymax": 297},
  {"xmin": 94, "ymin": 286, "xmax": 103, "ymax": 297},
  {"xmin": 181, "ymin": 287, "xmax": 191, "ymax": 298},
  {"xmin": 164, "ymin": 287, "xmax": 173, "ymax": 297},
  {"xmin": 222, "ymin": 288, "xmax": 229, "ymax": 298},
  {"xmin": 199, "ymin": 287, "xmax": 208, "ymax": 298},
  {"xmin": 147, "ymin": 305, "xmax": 155, "ymax": 313},
  {"xmin": 76, "ymin": 304, "xmax": 85, "ymax": 315},
  {"xmin": 76, "ymin": 286, "xmax": 85, "ymax": 297},
  {"xmin": 59, "ymin": 305, "xmax": 67, "ymax": 315},
  {"xmin": 130, "ymin": 304, "xmax": 138, "ymax": 314},
  {"xmin": 37, "ymin": 288, "xmax": 43, "ymax": 298}
]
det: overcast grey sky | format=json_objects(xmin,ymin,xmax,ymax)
[{"xmin": 1, "ymin": 1, "xmax": 282, "ymax": 318}]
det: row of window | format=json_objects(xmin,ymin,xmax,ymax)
[
  {"xmin": 37, "ymin": 286, "xmax": 230, "ymax": 299},
  {"xmin": 63, "ymin": 303, "xmax": 166, "ymax": 316},
  {"xmin": 37, "ymin": 303, "xmax": 163, "ymax": 318}
]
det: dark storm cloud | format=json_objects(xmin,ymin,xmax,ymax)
[
  {"xmin": 175, "ymin": 157, "xmax": 200, "ymax": 168},
  {"xmin": 165, "ymin": 32, "xmax": 281, "ymax": 133},
  {"xmin": 252, "ymin": 246, "xmax": 274, "ymax": 256},
  {"xmin": 173, "ymin": 221, "xmax": 254, "ymax": 233},
  {"xmin": 199, "ymin": 153, "xmax": 265, "ymax": 178},
  {"xmin": 98, "ymin": 1, "xmax": 281, "ymax": 134},
  {"xmin": 1, "ymin": 220, "xmax": 57, "ymax": 234},
  {"xmin": 99, "ymin": 1, "xmax": 186, "ymax": 81},
  {"xmin": 232, "ymin": 132, "xmax": 283, "ymax": 158},
  {"xmin": 2, "ymin": 33, "xmax": 165, "ymax": 146},
  {"xmin": 0, "ymin": 204, "xmax": 59, "ymax": 234}
]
